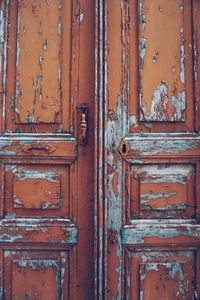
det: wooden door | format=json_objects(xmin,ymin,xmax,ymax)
[
  {"xmin": 0, "ymin": 0, "xmax": 94, "ymax": 299},
  {"xmin": 100, "ymin": 0, "xmax": 200, "ymax": 299}
]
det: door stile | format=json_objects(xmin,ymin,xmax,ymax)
[
  {"xmin": 94, "ymin": 0, "xmax": 105, "ymax": 299},
  {"xmin": 70, "ymin": 0, "xmax": 95, "ymax": 298},
  {"xmin": 193, "ymin": 0, "xmax": 200, "ymax": 132},
  {"xmin": 0, "ymin": 0, "xmax": 7, "ymax": 134},
  {"xmin": 0, "ymin": 249, "xmax": 2, "ymax": 298},
  {"xmin": 102, "ymin": 1, "xmax": 130, "ymax": 299}
]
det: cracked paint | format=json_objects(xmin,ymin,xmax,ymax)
[
  {"xmin": 138, "ymin": 0, "xmax": 188, "ymax": 123},
  {"xmin": 172, "ymin": 91, "xmax": 186, "ymax": 121},
  {"xmin": 104, "ymin": 0, "xmax": 200, "ymax": 298},
  {"xmin": 149, "ymin": 82, "xmax": 169, "ymax": 121},
  {"xmin": 13, "ymin": 0, "xmax": 64, "ymax": 126},
  {"xmin": 0, "ymin": 0, "xmax": 94, "ymax": 298}
]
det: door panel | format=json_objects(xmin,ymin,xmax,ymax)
[
  {"xmin": 103, "ymin": 0, "xmax": 200, "ymax": 299},
  {"xmin": 6, "ymin": 0, "xmax": 71, "ymax": 132},
  {"xmin": 130, "ymin": 0, "xmax": 194, "ymax": 132},
  {"xmin": 0, "ymin": 0, "xmax": 94, "ymax": 299},
  {"xmin": 128, "ymin": 163, "xmax": 195, "ymax": 219},
  {"xmin": 136, "ymin": 0, "xmax": 193, "ymax": 127},
  {"xmin": 126, "ymin": 250, "xmax": 197, "ymax": 300},
  {"xmin": 4, "ymin": 251, "xmax": 69, "ymax": 299}
]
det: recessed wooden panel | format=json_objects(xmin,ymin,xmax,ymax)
[
  {"xmin": 0, "ymin": 136, "xmax": 77, "ymax": 161},
  {"xmin": 5, "ymin": 164, "xmax": 70, "ymax": 217},
  {"xmin": 6, "ymin": 0, "xmax": 71, "ymax": 132},
  {"xmin": 13, "ymin": 169, "xmax": 61, "ymax": 209},
  {"xmin": 130, "ymin": 164, "xmax": 195, "ymax": 219},
  {"xmin": 0, "ymin": 219, "xmax": 77, "ymax": 244},
  {"xmin": 128, "ymin": 250, "xmax": 196, "ymax": 300},
  {"xmin": 139, "ymin": 0, "xmax": 189, "ymax": 122},
  {"xmin": 129, "ymin": 0, "xmax": 194, "ymax": 132},
  {"xmin": 120, "ymin": 135, "xmax": 200, "ymax": 162},
  {"xmin": 16, "ymin": 0, "xmax": 62, "ymax": 124},
  {"xmin": 4, "ymin": 251, "xmax": 69, "ymax": 300}
]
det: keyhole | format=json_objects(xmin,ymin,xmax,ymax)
[{"xmin": 122, "ymin": 143, "xmax": 127, "ymax": 153}]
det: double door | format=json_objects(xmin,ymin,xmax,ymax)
[{"xmin": 0, "ymin": 1, "xmax": 200, "ymax": 300}]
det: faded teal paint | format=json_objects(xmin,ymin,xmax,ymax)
[
  {"xmin": 14, "ymin": 169, "xmax": 60, "ymax": 183},
  {"xmin": 122, "ymin": 223, "xmax": 200, "ymax": 245},
  {"xmin": 18, "ymin": 259, "xmax": 59, "ymax": 270}
]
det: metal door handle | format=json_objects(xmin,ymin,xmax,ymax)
[
  {"xmin": 78, "ymin": 103, "xmax": 89, "ymax": 146},
  {"xmin": 22, "ymin": 143, "xmax": 56, "ymax": 154},
  {"xmin": 79, "ymin": 113, "xmax": 87, "ymax": 146}
]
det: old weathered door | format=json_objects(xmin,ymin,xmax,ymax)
[
  {"xmin": 0, "ymin": 0, "xmax": 94, "ymax": 299},
  {"xmin": 100, "ymin": 0, "xmax": 200, "ymax": 299}
]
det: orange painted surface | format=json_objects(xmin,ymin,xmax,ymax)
[
  {"xmin": 0, "ymin": 0, "xmax": 200, "ymax": 299},
  {"xmin": 104, "ymin": 0, "xmax": 200, "ymax": 299},
  {"xmin": 0, "ymin": 0, "xmax": 95, "ymax": 299},
  {"xmin": 6, "ymin": 0, "xmax": 71, "ymax": 132}
]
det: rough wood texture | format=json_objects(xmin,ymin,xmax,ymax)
[
  {"xmin": 129, "ymin": 0, "xmax": 194, "ymax": 132},
  {"xmin": 0, "ymin": 0, "xmax": 95, "ymax": 298},
  {"xmin": 102, "ymin": 0, "xmax": 200, "ymax": 299},
  {"xmin": 126, "ymin": 250, "xmax": 196, "ymax": 300},
  {"xmin": 138, "ymin": 0, "xmax": 192, "ymax": 123},
  {"xmin": 6, "ymin": 0, "xmax": 71, "ymax": 133},
  {"xmin": 4, "ymin": 251, "xmax": 69, "ymax": 299}
]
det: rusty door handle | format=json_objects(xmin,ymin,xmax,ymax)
[
  {"xmin": 79, "ymin": 113, "xmax": 87, "ymax": 146},
  {"xmin": 22, "ymin": 143, "xmax": 56, "ymax": 154},
  {"xmin": 78, "ymin": 103, "xmax": 89, "ymax": 146}
]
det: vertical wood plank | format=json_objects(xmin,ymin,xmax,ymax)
[
  {"xmin": 0, "ymin": 249, "xmax": 3, "ymax": 299},
  {"xmin": 193, "ymin": 0, "xmax": 200, "ymax": 131}
]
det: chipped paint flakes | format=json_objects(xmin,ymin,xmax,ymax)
[
  {"xmin": 158, "ymin": 5, "xmax": 164, "ymax": 12},
  {"xmin": 139, "ymin": 36, "xmax": 147, "ymax": 66},
  {"xmin": 179, "ymin": 4, "xmax": 184, "ymax": 13},
  {"xmin": 14, "ymin": 169, "xmax": 59, "ymax": 183},
  {"xmin": 149, "ymin": 82, "xmax": 169, "ymax": 121},
  {"xmin": 141, "ymin": 262, "xmax": 186, "ymax": 297},
  {"xmin": 128, "ymin": 114, "xmax": 138, "ymax": 129},
  {"xmin": 14, "ymin": 0, "xmax": 63, "ymax": 125},
  {"xmin": 43, "ymin": 38, "xmax": 48, "ymax": 51},
  {"xmin": 122, "ymin": 223, "xmax": 200, "ymax": 245},
  {"xmin": 144, "ymin": 263, "xmax": 159, "ymax": 273},
  {"xmin": 18, "ymin": 260, "xmax": 58, "ymax": 270},
  {"xmin": 16, "ymin": 14, "xmax": 21, "ymax": 68},
  {"xmin": 172, "ymin": 91, "xmax": 186, "ymax": 121},
  {"xmin": 0, "ymin": 233, "xmax": 24, "ymax": 242},
  {"xmin": 141, "ymin": 192, "xmax": 177, "ymax": 203},
  {"xmin": 139, "ymin": 0, "xmax": 146, "ymax": 30},
  {"xmin": 125, "ymin": 136, "xmax": 198, "ymax": 157},
  {"xmin": 180, "ymin": 44, "xmax": 185, "ymax": 84},
  {"xmin": 78, "ymin": 11, "xmax": 84, "ymax": 23},
  {"xmin": 138, "ymin": 1, "xmax": 190, "ymax": 124},
  {"xmin": 0, "ymin": 9, "xmax": 4, "ymax": 43},
  {"xmin": 133, "ymin": 165, "xmax": 193, "ymax": 183},
  {"xmin": 152, "ymin": 51, "xmax": 159, "ymax": 63},
  {"xmin": 194, "ymin": 42, "xmax": 198, "ymax": 82},
  {"xmin": 58, "ymin": 16, "xmax": 62, "ymax": 34}
]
